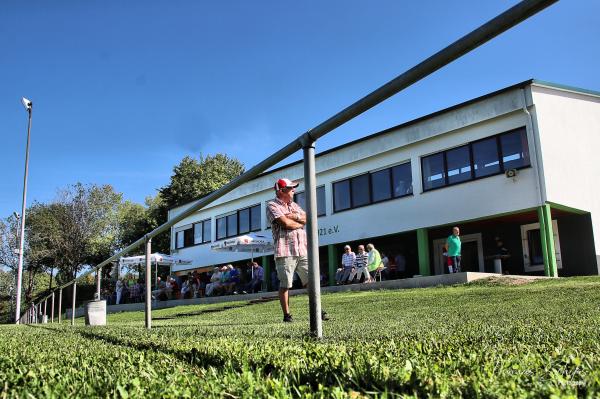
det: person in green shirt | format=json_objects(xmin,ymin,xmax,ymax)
[
  {"xmin": 366, "ymin": 243, "xmax": 385, "ymax": 282},
  {"xmin": 444, "ymin": 226, "xmax": 462, "ymax": 273}
]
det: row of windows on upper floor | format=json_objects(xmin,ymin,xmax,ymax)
[{"xmin": 174, "ymin": 126, "xmax": 530, "ymax": 249}]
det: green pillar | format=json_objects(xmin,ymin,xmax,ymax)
[
  {"xmin": 417, "ymin": 228, "xmax": 431, "ymax": 276},
  {"xmin": 261, "ymin": 256, "xmax": 271, "ymax": 291},
  {"xmin": 537, "ymin": 204, "xmax": 558, "ymax": 277},
  {"xmin": 327, "ymin": 245, "xmax": 338, "ymax": 286},
  {"xmin": 537, "ymin": 206, "xmax": 550, "ymax": 276}
]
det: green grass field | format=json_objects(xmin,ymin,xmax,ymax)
[{"xmin": 1, "ymin": 277, "xmax": 600, "ymax": 398}]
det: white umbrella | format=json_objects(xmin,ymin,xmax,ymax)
[
  {"xmin": 118, "ymin": 253, "xmax": 192, "ymax": 285},
  {"xmin": 211, "ymin": 233, "xmax": 273, "ymax": 278}
]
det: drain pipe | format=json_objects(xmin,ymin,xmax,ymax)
[{"xmin": 522, "ymin": 88, "xmax": 547, "ymax": 205}]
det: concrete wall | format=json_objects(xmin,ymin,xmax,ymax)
[
  {"xmin": 531, "ymin": 84, "xmax": 600, "ymax": 273},
  {"xmin": 170, "ymin": 86, "xmax": 544, "ymax": 271}
]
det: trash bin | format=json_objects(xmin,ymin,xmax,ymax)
[
  {"xmin": 493, "ymin": 258, "xmax": 503, "ymax": 274},
  {"xmin": 42, "ymin": 315, "xmax": 48, "ymax": 324},
  {"xmin": 85, "ymin": 300, "xmax": 107, "ymax": 326}
]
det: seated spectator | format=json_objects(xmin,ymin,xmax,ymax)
[
  {"xmin": 151, "ymin": 276, "xmax": 167, "ymax": 300},
  {"xmin": 129, "ymin": 280, "xmax": 142, "ymax": 303},
  {"xmin": 205, "ymin": 267, "xmax": 222, "ymax": 296},
  {"xmin": 348, "ymin": 245, "xmax": 369, "ymax": 283},
  {"xmin": 181, "ymin": 278, "xmax": 192, "ymax": 299},
  {"xmin": 168, "ymin": 276, "xmax": 180, "ymax": 299},
  {"xmin": 245, "ymin": 262, "xmax": 263, "ymax": 293},
  {"xmin": 226, "ymin": 265, "xmax": 241, "ymax": 294}
]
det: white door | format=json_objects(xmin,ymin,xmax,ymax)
[
  {"xmin": 521, "ymin": 220, "xmax": 562, "ymax": 272},
  {"xmin": 433, "ymin": 233, "xmax": 485, "ymax": 274}
]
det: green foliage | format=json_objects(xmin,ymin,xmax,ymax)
[
  {"xmin": 159, "ymin": 154, "xmax": 245, "ymax": 209},
  {"xmin": 1, "ymin": 277, "xmax": 599, "ymax": 397},
  {"xmin": 26, "ymin": 183, "xmax": 122, "ymax": 282}
]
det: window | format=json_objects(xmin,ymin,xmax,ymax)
[
  {"xmin": 176, "ymin": 227, "xmax": 194, "ymax": 249},
  {"xmin": 446, "ymin": 145, "xmax": 471, "ymax": 184},
  {"xmin": 333, "ymin": 162, "xmax": 412, "ymax": 212},
  {"xmin": 500, "ymin": 129, "xmax": 530, "ymax": 170},
  {"xmin": 216, "ymin": 204, "xmax": 261, "ymax": 240},
  {"xmin": 421, "ymin": 153, "xmax": 445, "ymax": 191},
  {"xmin": 371, "ymin": 169, "xmax": 392, "ymax": 202},
  {"xmin": 333, "ymin": 180, "xmax": 351, "ymax": 212},
  {"xmin": 216, "ymin": 217, "xmax": 227, "ymax": 240},
  {"xmin": 351, "ymin": 174, "xmax": 370, "ymax": 208},
  {"xmin": 203, "ymin": 219, "xmax": 211, "ymax": 243},
  {"xmin": 472, "ymin": 137, "xmax": 500, "ymax": 178},
  {"xmin": 238, "ymin": 208, "xmax": 250, "ymax": 234},
  {"xmin": 421, "ymin": 127, "xmax": 530, "ymax": 192},
  {"xmin": 294, "ymin": 186, "xmax": 326, "ymax": 216},
  {"xmin": 193, "ymin": 219, "xmax": 211, "ymax": 245},
  {"xmin": 176, "ymin": 230, "xmax": 185, "ymax": 249},
  {"xmin": 226, "ymin": 214, "xmax": 237, "ymax": 237},
  {"xmin": 392, "ymin": 163, "xmax": 413, "ymax": 197}
]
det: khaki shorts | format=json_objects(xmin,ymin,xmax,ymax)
[{"xmin": 275, "ymin": 256, "xmax": 308, "ymax": 289}]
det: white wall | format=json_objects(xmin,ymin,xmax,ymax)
[
  {"xmin": 531, "ymin": 84, "xmax": 600, "ymax": 266},
  {"xmin": 171, "ymin": 86, "xmax": 543, "ymax": 270}
]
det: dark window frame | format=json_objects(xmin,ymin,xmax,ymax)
[
  {"xmin": 421, "ymin": 127, "xmax": 531, "ymax": 193},
  {"xmin": 333, "ymin": 161, "xmax": 413, "ymax": 214},
  {"xmin": 216, "ymin": 204, "xmax": 262, "ymax": 240},
  {"xmin": 294, "ymin": 186, "xmax": 327, "ymax": 217},
  {"xmin": 193, "ymin": 219, "xmax": 212, "ymax": 245}
]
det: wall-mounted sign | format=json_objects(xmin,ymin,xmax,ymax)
[{"xmin": 318, "ymin": 225, "xmax": 340, "ymax": 236}]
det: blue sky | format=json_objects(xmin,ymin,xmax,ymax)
[{"xmin": 1, "ymin": 0, "xmax": 598, "ymax": 218}]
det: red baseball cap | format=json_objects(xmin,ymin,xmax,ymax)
[{"xmin": 274, "ymin": 178, "xmax": 299, "ymax": 191}]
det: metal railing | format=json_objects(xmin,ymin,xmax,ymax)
[{"xmin": 19, "ymin": 0, "xmax": 559, "ymax": 337}]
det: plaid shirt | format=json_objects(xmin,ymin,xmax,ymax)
[
  {"xmin": 342, "ymin": 252, "xmax": 356, "ymax": 269},
  {"xmin": 354, "ymin": 252, "xmax": 368, "ymax": 268},
  {"xmin": 266, "ymin": 198, "xmax": 307, "ymax": 258}
]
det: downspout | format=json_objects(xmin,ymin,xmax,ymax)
[{"xmin": 522, "ymin": 88, "xmax": 547, "ymax": 205}]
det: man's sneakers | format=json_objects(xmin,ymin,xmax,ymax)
[{"xmin": 283, "ymin": 311, "xmax": 329, "ymax": 322}]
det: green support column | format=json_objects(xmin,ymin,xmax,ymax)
[
  {"xmin": 327, "ymin": 245, "xmax": 338, "ymax": 286},
  {"xmin": 542, "ymin": 204, "xmax": 558, "ymax": 277},
  {"xmin": 261, "ymin": 256, "xmax": 271, "ymax": 291},
  {"xmin": 537, "ymin": 205, "xmax": 558, "ymax": 277},
  {"xmin": 417, "ymin": 228, "xmax": 431, "ymax": 276},
  {"xmin": 537, "ymin": 206, "xmax": 550, "ymax": 276}
]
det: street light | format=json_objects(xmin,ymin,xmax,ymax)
[{"xmin": 14, "ymin": 97, "xmax": 32, "ymax": 324}]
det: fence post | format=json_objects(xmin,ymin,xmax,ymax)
[
  {"xmin": 96, "ymin": 268, "xmax": 102, "ymax": 299},
  {"xmin": 145, "ymin": 237, "xmax": 152, "ymax": 330},
  {"xmin": 58, "ymin": 289, "xmax": 62, "ymax": 324},
  {"xmin": 302, "ymin": 138, "xmax": 323, "ymax": 339},
  {"xmin": 51, "ymin": 292, "xmax": 55, "ymax": 323},
  {"xmin": 71, "ymin": 283, "xmax": 77, "ymax": 326}
]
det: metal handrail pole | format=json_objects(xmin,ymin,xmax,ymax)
[
  {"xmin": 51, "ymin": 292, "xmax": 55, "ymax": 323},
  {"xmin": 71, "ymin": 283, "xmax": 76, "ymax": 326},
  {"xmin": 144, "ymin": 237, "xmax": 152, "ymax": 329}
]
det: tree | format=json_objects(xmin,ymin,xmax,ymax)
[
  {"xmin": 142, "ymin": 154, "xmax": 245, "ymax": 253},
  {"xmin": 0, "ymin": 214, "xmax": 20, "ymax": 272},
  {"xmin": 159, "ymin": 154, "xmax": 245, "ymax": 209},
  {"xmin": 26, "ymin": 183, "xmax": 123, "ymax": 284}
]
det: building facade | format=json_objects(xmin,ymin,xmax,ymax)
[{"xmin": 168, "ymin": 80, "xmax": 600, "ymax": 285}]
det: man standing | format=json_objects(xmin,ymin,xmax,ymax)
[
  {"xmin": 267, "ymin": 178, "xmax": 328, "ymax": 323},
  {"xmin": 444, "ymin": 226, "xmax": 462, "ymax": 273}
]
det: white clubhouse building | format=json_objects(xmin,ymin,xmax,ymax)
[{"xmin": 168, "ymin": 80, "xmax": 600, "ymax": 286}]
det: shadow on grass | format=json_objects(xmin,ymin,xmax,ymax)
[{"xmin": 152, "ymin": 296, "xmax": 279, "ymax": 320}]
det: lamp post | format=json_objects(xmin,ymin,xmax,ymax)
[{"xmin": 14, "ymin": 97, "xmax": 32, "ymax": 324}]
